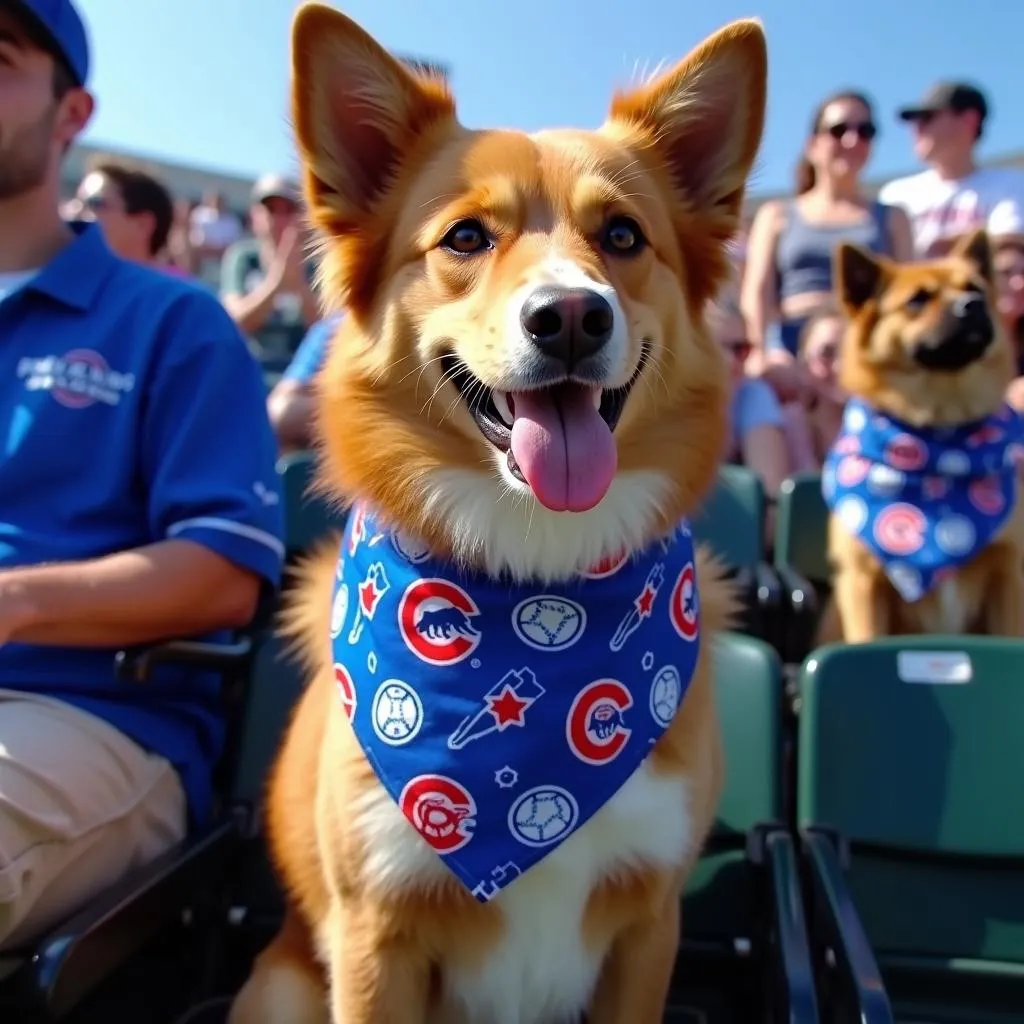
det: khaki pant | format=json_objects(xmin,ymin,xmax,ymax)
[{"xmin": 0, "ymin": 689, "xmax": 186, "ymax": 950}]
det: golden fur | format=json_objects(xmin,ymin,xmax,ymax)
[
  {"xmin": 819, "ymin": 230, "xmax": 1024, "ymax": 643},
  {"xmin": 230, "ymin": 4, "xmax": 766, "ymax": 1022}
]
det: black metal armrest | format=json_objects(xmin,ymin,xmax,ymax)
[
  {"xmin": 115, "ymin": 637, "xmax": 254, "ymax": 683},
  {"xmin": 765, "ymin": 829, "xmax": 820, "ymax": 1023},
  {"xmin": 773, "ymin": 563, "xmax": 819, "ymax": 666},
  {"xmin": 731, "ymin": 562, "xmax": 785, "ymax": 653},
  {"xmin": 10, "ymin": 819, "xmax": 239, "ymax": 1019},
  {"xmin": 746, "ymin": 823, "xmax": 820, "ymax": 1024},
  {"xmin": 801, "ymin": 827, "xmax": 894, "ymax": 1024}
]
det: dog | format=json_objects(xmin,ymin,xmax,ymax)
[
  {"xmin": 229, "ymin": 5, "xmax": 766, "ymax": 1022},
  {"xmin": 819, "ymin": 229, "xmax": 1024, "ymax": 643}
]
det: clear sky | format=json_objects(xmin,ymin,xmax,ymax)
[{"xmin": 79, "ymin": 0, "xmax": 1022, "ymax": 195}]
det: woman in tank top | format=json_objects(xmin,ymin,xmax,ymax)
[{"xmin": 741, "ymin": 90, "xmax": 914, "ymax": 399}]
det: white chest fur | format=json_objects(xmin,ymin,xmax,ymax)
[{"xmin": 351, "ymin": 760, "xmax": 694, "ymax": 1024}]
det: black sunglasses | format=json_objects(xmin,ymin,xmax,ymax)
[{"xmin": 821, "ymin": 120, "xmax": 877, "ymax": 142}]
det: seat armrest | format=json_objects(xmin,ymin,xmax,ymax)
[
  {"xmin": 773, "ymin": 563, "xmax": 819, "ymax": 665},
  {"xmin": 115, "ymin": 637, "xmax": 254, "ymax": 683},
  {"xmin": 749, "ymin": 562, "xmax": 786, "ymax": 654},
  {"xmin": 764, "ymin": 829, "xmax": 820, "ymax": 1023},
  {"xmin": 16, "ymin": 819, "xmax": 239, "ymax": 1018},
  {"xmin": 801, "ymin": 827, "xmax": 894, "ymax": 1024}
]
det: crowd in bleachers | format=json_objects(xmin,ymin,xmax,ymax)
[{"xmin": 2, "ymin": 0, "xmax": 1024, "ymax": 1014}]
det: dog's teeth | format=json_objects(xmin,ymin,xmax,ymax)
[
  {"xmin": 592, "ymin": 389, "xmax": 603, "ymax": 410},
  {"xmin": 492, "ymin": 390, "xmax": 514, "ymax": 427}
]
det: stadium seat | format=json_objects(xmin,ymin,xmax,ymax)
[
  {"xmin": 798, "ymin": 637, "xmax": 1024, "ymax": 1023},
  {"xmin": 277, "ymin": 449, "xmax": 346, "ymax": 560},
  {"xmin": 692, "ymin": 465, "xmax": 806, "ymax": 656},
  {"xmin": 0, "ymin": 608, "xmax": 273, "ymax": 1022},
  {"xmin": 772, "ymin": 473, "xmax": 829, "ymax": 664},
  {"xmin": 673, "ymin": 631, "xmax": 818, "ymax": 1022}
]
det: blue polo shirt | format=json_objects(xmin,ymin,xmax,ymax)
[
  {"xmin": 0, "ymin": 224, "xmax": 285, "ymax": 825},
  {"xmin": 281, "ymin": 313, "xmax": 342, "ymax": 385}
]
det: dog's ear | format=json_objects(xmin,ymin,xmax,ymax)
[
  {"xmin": 836, "ymin": 243, "xmax": 889, "ymax": 313},
  {"xmin": 951, "ymin": 228, "xmax": 993, "ymax": 284},
  {"xmin": 290, "ymin": 3, "xmax": 455, "ymax": 232},
  {"xmin": 606, "ymin": 20, "xmax": 767, "ymax": 237}
]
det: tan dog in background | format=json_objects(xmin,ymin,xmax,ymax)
[
  {"xmin": 820, "ymin": 230, "xmax": 1024, "ymax": 642},
  {"xmin": 229, "ymin": 4, "xmax": 766, "ymax": 1023}
]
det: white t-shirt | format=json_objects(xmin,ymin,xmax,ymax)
[
  {"xmin": 189, "ymin": 205, "xmax": 243, "ymax": 250},
  {"xmin": 878, "ymin": 166, "xmax": 1024, "ymax": 257}
]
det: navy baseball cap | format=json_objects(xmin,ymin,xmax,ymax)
[{"xmin": 11, "ymin": 0, "xmax": 90, "ymax": 86}]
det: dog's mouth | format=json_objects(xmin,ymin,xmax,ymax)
[
  {"xmin": 440, "ymin": 343, "xmax": 650, "ymax": 513},
  {"xmin": 912, "ymin": 323, "xmax": 995, "ymax": 373}
]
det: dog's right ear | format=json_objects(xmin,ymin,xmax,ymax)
[
  {"xmin": 290, "ymin": 3, "xmax": 455, "ymax": 232},
  {"xmin": 836, "ymin": 243, "xmax": 889, "ymax": 313}
]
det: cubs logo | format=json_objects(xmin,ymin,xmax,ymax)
[
  {"xmin": 399, "ymin": 774, "xmax": 476, "ymax": 853},
  {"xmin": 399, "ymin": 578, "xmax": 482, "ymax": 665},
  {"xmin": 968, "ymin": 476, "xmax": 1005, "ymax": 516},
  {"xmin": 391, "ymin": 528, "xmax": 431, "ymax": 565},
  {"xmin": 333, "ymin": 663, "xmax": 357, "ymax": 720},
  {"xmin": 836, "ymin": 454, "xmax": 870, "ymax": 487},
  {"xmin": 348, "ymin": 504, "xmax": 367, "ymax": 556},
  {"xmin": 669, "ymin": 561, "xmax": 699, "ymax": 641},
  {"xmin": 566, "ymin": 679, "xmax": 633, "ymax": 765},
  {"xmin": 884, "ymin": 434, "xmax": 928, "ymax": 472},
  {"xmin": 581, "ymin": 549, "xmax": 629, "ymax": 580},
  {"xmin": 873, "ymin": 503, "xmax": 926, "ymax": 557}
]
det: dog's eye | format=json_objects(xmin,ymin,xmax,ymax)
[
  {"xmin": 906, "ymin": 288, "xmax": 932, "ymax": 312},
  {"xmin": 440, "ymin": 219, "xmax": 491, "ymax": 255},
  {"xmin": 601, "ymin": 216, "xmax": 646, "ymax": 256}
]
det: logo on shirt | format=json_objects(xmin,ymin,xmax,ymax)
[{"xmin": 18, "ymin": 349, "xmax": 135, "ymax": 409}]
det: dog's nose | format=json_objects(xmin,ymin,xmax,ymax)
[
  {"xmin": 953, "ymin": 293, "xmax": 987, "ymax": 321},
  {"xmin": 520, "ymin": 286, "xmax": 614, "ymax": 369}
]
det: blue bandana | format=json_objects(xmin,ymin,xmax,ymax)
[
  {"xmin": 823, "ymin": 397, "xmax": 1024, "ymax": 602},
  {"xmin": 330, "ymin": 505, "xmax": 701, "ymax": 902}
]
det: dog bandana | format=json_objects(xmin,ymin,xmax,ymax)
[
  {"xmin": 330, "ymin": 504, "xmax": 701, "ymax": 902},
  {"xmin": 823, "ymin": 397, "xmax": 1024, "ymax": 602}
]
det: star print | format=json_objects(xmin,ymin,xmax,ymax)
[
  {"xmin": 636, "ymin": 585, "xmax": 656, "ymax": 616},
  {"xmin": 494, "ymin": 766, "xmax": 519, "ymax": 789},
  {"xmin": 487, "ymin": 686, "xmax": 529, "ymax": 726},
  {"xmin": 359, "ymin": 580, "xmax": 378, "ymax": 613}
]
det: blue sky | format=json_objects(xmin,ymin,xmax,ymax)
[{"xmin": 79, "ymin": 0, "xmax": 1022, "ymax": 196}]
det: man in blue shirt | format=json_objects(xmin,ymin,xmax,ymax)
[
  {"xmin": 267, "ymin": 312, "xmax": 341, "ymax": 451},
  {"xmin": 0, "ymin": 0, "xmax": 284, "ymax": 949}
]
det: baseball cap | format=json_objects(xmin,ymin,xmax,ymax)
[
  {"xmin": 897, "ymin": 81, "xmax": 988, "ymax": 123},
  {"xmin": 251, "ymin": 173, "xmax": 299, "ymax": 206},
  {"xmin": 12, "ymin": 0, "xmax": 90, "ymax": 86}
]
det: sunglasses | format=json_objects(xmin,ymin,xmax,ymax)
[
  {"xmin": 81, "ymin": 194, "xmax": 113, "ymax": 212},
  {"xmin": 821, "ymin": 121, "xmax": 877, "ymax": 142}
]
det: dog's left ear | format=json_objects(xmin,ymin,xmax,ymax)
[
  {"xmin": 836, "ymin": 243, "xmax": 890, "ymax": 313},
  {"xmin": 606, "ymin": 20, "xmax": 767, "ymax": 237},
  {"xmin": 951, "ymin": 229, "xmax": 993, "ymax": 284}
]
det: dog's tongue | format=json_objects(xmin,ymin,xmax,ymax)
[{"xmin": 509, "ymin": 385, "xmax": 616, "ymax": 512}]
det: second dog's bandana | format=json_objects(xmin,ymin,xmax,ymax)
[
  {"xmin": 823, "ymin": 397, "xmax": 1024, "ymax": 602},
  {"xmin": 330, "ymin": 505, "xmax": 701, "ymax": 901}
]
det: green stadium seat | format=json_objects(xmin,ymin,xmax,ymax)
[
  {"xmin": 798, "ymin": 637, "xmax": 1024, "ymax": 1023},
  {"xmin": 673, "ymin": 632, "xmax": 818, "ymax": 1022},
  {"xmin": 773, "ymin": 473, "xmax": 829, "ymax": 664},
  {"xmin": 277, "ymin": 450, "xmax": 346, "ymax": 558},
  {"xmin": 692, "ymin": 466, "xmax": 790, "ymax": 654}
]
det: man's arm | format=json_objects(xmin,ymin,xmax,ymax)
[
  {"xmin": 268, "ymin": 379, "xmax": 317, "ymax": 453},
  {"xmin": 1, "ymin": 540, "xmax": 259, "ymax": 647}
]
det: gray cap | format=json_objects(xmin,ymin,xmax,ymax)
[
  {"xmin": 897, "ymin": 81, "xmax": 988, "ymax": 124},
  {"xmin": 251, "ymin": 172, "xmax": 299, "ymax": 205}
]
